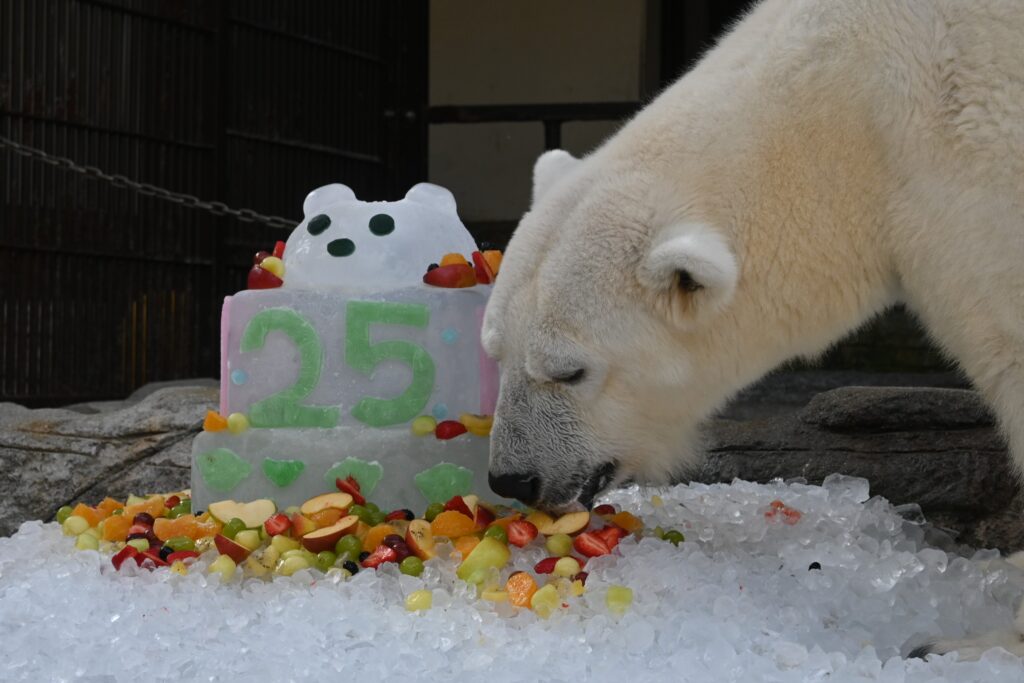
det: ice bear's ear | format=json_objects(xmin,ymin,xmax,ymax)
[
  {"xmin": 639, "ymin": 223, "xmax": 738, "ymax": 316},
  {"xmin": 532, "ymin": 149, "xmax": 581, "ymax": 205},
  {"xmin": 303, "ymin": 184, "xmax": 357, "ymax": 216},
  {"xmin": 405, "ymin": 183, "xmax": 459, "ymax": 215}
]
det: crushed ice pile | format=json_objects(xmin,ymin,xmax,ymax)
[{"xmin": 2, "ymin": 476, "xmax": 1023, "ymax": 682}]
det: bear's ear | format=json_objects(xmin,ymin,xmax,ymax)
[
  {"xmin": 303, "ymin": 183, "xmax": 357, "ymax": 216},
  {"xmin": 405, "ymin": 183, "xmax": 459, "ymax": 215},
  {"xmin": 532, "ymin": 149, "xmax": 581, "ymax": 206},
  {"xmin": 638, "ymin": 223, "xmax": 738, "ymax": 316}
]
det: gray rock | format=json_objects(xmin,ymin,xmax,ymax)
[{"xmin": 0, "ymin": 385, "xmax": 216, "ymax": 536}]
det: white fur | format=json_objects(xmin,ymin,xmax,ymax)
[{"xmin": 484, "ymin": 0, "xmax": 1024, "ymax": 658}]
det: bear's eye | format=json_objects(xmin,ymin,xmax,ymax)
[
  {"xmin": 368, "ymin": 213, "xmax": 394, "ymax": 236},
  {"xmin": 308, "ymin": 214, "xmax": 331, "ymax": 236},
  {"xmin": 677, "ymin": 270, "xmax": 704, "ymax": 293},
  {"xmin": 552, "ymin": 368, "xmax": 585, "ymax": 385}
]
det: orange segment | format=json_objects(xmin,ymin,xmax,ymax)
[
  {"xmin": 506, "ymin": 571, "xmax": 539, "ymax": 608},
  {"xmin": 101, "ymin": 514, "xmax": 131, "ymax": 542},
  {"xmin": 482, "ymin": 250, "xmax": 503, "ymax": 276},
  {"xmin": 453, "ymin": 535, "xmax": 480, "ymax": 559},
  {"xmin": 309, "ymin": 508, "xmax": 344, "ymax": 529},
  {"xmin": 71, "ymin": 503, "xmax": 105, "ymax": 528},
  {"xmin": 362, "ymin": 523, "xmax": 398, "ymax": 552},
  {"xmin": 96, "ymin": 497, "xmax": 125, "ymax": 516},
  {"xmin": 153, "ymin": 514, "xmax": 221, "ymax": 541},
  {"xmin": 124, "ymin": 495, "xmax": 166, "ymax": 520},
  {"xmin": 609, "ymin": 511, "xmax": 644, "ymax": 534},
  {"xmin": 430, "ymin": 510, "xmax": 478, "ymax": 539},
  {"xmin": 440, "ymin": 252, "xmax": 469, "ymax": 267},
  {"xmin": 203, "ymin": 410, "xmax": 228, "ymax": 432}
]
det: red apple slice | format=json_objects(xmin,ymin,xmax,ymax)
[
  {"xmin": 214, "ymin": 534, "xmax": 252, "ymax": 563},
  {"xmin": 335, "ymin": 477, "xmax": 366, "ymax": 506},
  {"xmin": 474, "ymin": 505, "xmax": 496, "ymax": 530},
  {"xmin": 405, "ymin": 519, "xmax": 436, "ymax": 560},
  {"xmin": 546, "ymin": 511, "xmax": 591, "ymax": 536},
  {"xmin": 299, "ymin": 492, "xmax": 353, "ymax": 517},
  {"xmin": 443, "ymin": 495, "xmax": 474, "ymax": 519},
  {"xmin": 290, "ymin": 513, "xmax": 317, "ymax": 537},
  {"xmin": 300, "ymin": 515, "xmax": 359, "ymax": 553}
]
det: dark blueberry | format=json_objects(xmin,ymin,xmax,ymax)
[
  {"xmin": 159, "ymin": 545, "xmax": 173, "ymax": 561},
  {"xmin": 368, "ymin": 213, "xmax": 395, "ymax": 236},
  {"xmin": 343, "ymin": 560, "xmax": 359, "ymax": 574},
  {"xmin": 307, "ymin": 214, "xmax": 331, "ymax": 235},
  {"xmin": 427, "ymin": 263, "xmax": 439, "ymax": 271},
  {"xmin": 133, "ymin": 513, "xmax": 155, "ymax": 527},
  {"xmin": 808, "ymin": 561, "xmax": 822, "ymax": 571},
  {"xmin": 327, "ymin": 238, "xmax": 355, "ymax": 257},
  {"xmin": 358, "ymin": 551, "xmax": 370, "ymax": 562},
  {"xmin": 400, "ymin": 509, "xmax": 414, "ymax": 521}
]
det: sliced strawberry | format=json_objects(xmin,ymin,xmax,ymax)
[
  {"xmin": 471, "ymin": 251, "xmax": 494, "ymax": 284},
  {"xmin": 573, "ymin": 531, "xmax": 611, "ymax": 558},
  {"xmin": 534, "ymin": 557, "xmax": 559, "ymax": 574},
  {"xmin": 435, "ymin": 420, "xmax": 468, "ymax": 440},
  {"xmin": 361, "ymin": 544, "xmax": 399, "ymax": 569},
  {"xmin": 164, "ymin": 495, "xmax": 181, "ymax": 509},
  {"xmin": 264, "ymin": 513, "xmax": 291, "ymax": 536},
  {"xmin": 422, "ymin": 263, "xmax": 476, "ymax": 288},
  {"xmin": 507, "ymin": 520, "xmax": 539, "ymax": 548},
  {"xmin": 140, "ymin": 549, "xmax": 168, "ymax": 567},
  {"xmin": 166, "ymin": 550, "xmax": 201, "ymax": 564},
  {"xmin": 272, "ymin": 240, "xmax": 286, "ymax": 259},
  {"xmin": 111, "ymin": 545, "xmax": 140, "ymax": 571},
  {"xmin": 443, "ymin": 495, "xmax": 473, "ymax": 518},
  {"xmin": 335, "ymin": 477, "xmax": 366, "ymax": 506},
  {"xmin": 595, "ymin": 525, "xmax": 627, "ymax": 550},
  {"xmin": 247, "ymin": 265, "xmax": 283, "ymax": 290},
  {"xmin": 592, "ymin": 504, "xmax": 617, "ymax": 516},
  {"xmin": 385, "ymin": 509, "xmax": 415, "ymax": 522}
]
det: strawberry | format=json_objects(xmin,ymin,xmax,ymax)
[
  {"xmin": 435, "ymin": 420, "xmax": 468, "ymax": 440},
  {"xmin": 361, "ymin": 544, "xmax": 399, "ymax": 569},
  {"xmin": 443, "ymin": 495, "xmax": 473, "ymax": 519},
  {"xmin": 140, "ymin": 549, "xmax": 168, "ymax": 567},
  {"xmin": 534, "ymin": 557, "xmax": 559, "ymax": 574},
  {"xmin": 166, "ymin": 550, "xmax": 200, "ymax": 564},
  {"xmin": 595, "ymin": 525, "xmax": 627, "ymax": 551},
  {"xmin": 422, "ymin": 263, "xmax": 477, "ymax": 288},
  {"xmin": 264, "ymin": 513, "xmax": 291, "ymax": 536},
  {"xmin": 507, "ymin": 520, "xmax": 539, "ymax": 548},
  {"xmin": 592, "ymin": 504, "xmax": 617, "ymax": 516},
  {"xmin": 573, "ymin": 531, "xmax": 611, "ymax": 558},
  {"xmin": 335, "ymin": 476, "xmax": 366, "ymax": 506},
  {"xmin": 385, "ymin": 509, "xmax": 415, "ymax": 522},
  {"xmin": 111, "ymin": 545, "xmax": 140, "ymax": 571},
  {"xmin": 247, "ymin": 265, "xmax": 283, "ymax": 290}
]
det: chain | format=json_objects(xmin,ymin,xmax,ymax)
[{"xmin": 0, "ymin": 135, "xmax": 297, "ymax": 230}]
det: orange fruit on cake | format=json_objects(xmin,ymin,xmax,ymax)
[{"xmin": 430, "ymin": 510, "xmax": 478, "ymax": 539}]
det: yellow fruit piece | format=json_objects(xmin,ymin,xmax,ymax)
[
  {"xmin": 439, "ymin": 253, "xmax": 469, "ymax": 267},
  {"xmin": 405, "ymin": 589, "xmax": 433, "ymax": 612},
  {"xmin": 525, "ymin": 511, "xmax": 554, "ymax": 533},
  {"xmin": 411, "ymin": 415, "xmax": 437, "ymax": 436},
  {"xmin": 459, "ymin": 413, "xmax": 493, "ymax": 437},
  {"xmin": 170, "ymin": 560, "xmax": 188, "ymax": 576},
  {"xmin": 553, "ymin": 557, "xmax": 581, "ymax": 578},
  {"xmin": 259, "ymin": 256, "xmax": 284, "ymax": 278},
  {"xmin": 609, "ymin": 511, "xmax": 644, "ymax": 534},
  {"xmin": 309, "ymin": 508, "xmax": 344, "ymax": 529},
  {"xmin": 430, "ymin": 510, "xmax": 477, "ymax": 539},
  {"xmin": 506, "ymin": 571, "xmax": 538, "ymax": 608},
  {"xmin": 571, "ymin": 579, "xmax": 586, "ymax": 597},
  {"xmin": 245, "ymin": 555, "xmax": 269, "ymax": 577},
  {"xmin": 530, "ymin": 584, "xmax": 561, "ymax": 618},
  {"xmin": 227, "ymin": 412, "xmax": 250, "ymax": 434},
  {"xmin": 650, "ymin": 495, "xmax": 664, "ymax": 508},
  {"xmin": 606, "ymin": 585, "xmax": 633, "ymax": 615},
  {"xmin": 362, "ymin": 523, "xmax": 398, "ymax": 553},
  {"xmin": 203, "ymin": 410, "xmax": 228, "ymax": 432},
  {"xmin": 208, "ymin": 554, "xmax": 237, "ymax": 581},
  {"xmin": 276, "ymin": 555, "xmax": 310, "ymax": 576},
  {"xmin": 481, "ymin": 589, "xmax": 508, "ymax": 602}
]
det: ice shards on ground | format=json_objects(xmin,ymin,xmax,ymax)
[{"xmin": 1, "ymin": 478, "xmax": 1023, "ymax": 682}]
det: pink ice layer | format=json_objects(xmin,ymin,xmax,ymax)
[
  {"xmin": 219, "ymin": 296, "xmax": 232, "ymax": 416},
  {"xmin": 477, "ymin": 305, "xmax": 499, "ymax": 414}
]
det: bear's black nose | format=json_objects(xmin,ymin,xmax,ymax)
[{"xmin": 488, "ymin": 471, "xmax": 540, "ymax": 504}]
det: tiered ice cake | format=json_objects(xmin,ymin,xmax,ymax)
[{"xmin": 190, "ymin": 183, "xmax": 503, "ymax": 512}]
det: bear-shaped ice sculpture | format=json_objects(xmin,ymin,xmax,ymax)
[{"xmin": 283, "ymin": 183, "xmax": 480, "ymax": 292}]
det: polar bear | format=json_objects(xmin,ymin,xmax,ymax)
[
  {"xmin": 482, "ymin": 0, "xmax": 1024, "ymax": 659},
  {"xmin": 283, "ymin": 183, "xmax": 479, "ymax": 292}
]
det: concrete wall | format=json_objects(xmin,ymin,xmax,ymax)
[{"xmin": 428, "ymin": 0, "xmax": 648, "ymax": 223}]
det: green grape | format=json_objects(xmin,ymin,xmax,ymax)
[
  {"xmin": 55, "ymin": 506, "xmax": 74, "ymax": 525},
  {"xmin": 483, "ymin": 526, "xmax": 508, "ymax": 544},
  {"xmin": 348, "ymin": 504, "xmax": 371, "ymax": 523},
  {"xmin": 334, "ymin": 534, "xmax": 362, "ymax": 558},
  {"xmin": 399, "ymin": 556, "xmax": 424, "ymax": 577},
  {"xmin": 315, "ymin": 551, "xmax": 337, "ymax": 572},
  {"xmin": 545, "ymin": 533, "xmax": 572, "ymax": 557},
  {"xmin": 165, "ymin": 536, "xmax": 196, "ymax": 552},
  {"xmin": 424, "ymin": 503, "xmax": 444, "ymax": 522},
  {"xmin": 663, "ymin": 530, "xmax": 685, "ymax": 546},
  {"xmin": 364, "ymin": 502, "xmax": 380, "ymax": 514},
  {"xmin": 367, "ymin": 510, "xmax": 386, "ymax": 526},
  {"xmin": 222, "ymin": 518, "xmax": 247, "ymax": 540}
]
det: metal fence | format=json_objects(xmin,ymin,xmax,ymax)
[{"xmin": 1, "ymin": 0, "xmax": 426, "ymax": 406}]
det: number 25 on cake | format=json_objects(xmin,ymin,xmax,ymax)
[{"xmin": 191, "ymin": 183, "xmax": 504, "ymax": 512}]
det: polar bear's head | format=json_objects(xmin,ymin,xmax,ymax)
[
  {"xmin": 283, "ymin": 183, "xmax": 479, "ymax": 292},
  {"xmin": 482, "ymin": 150, "xmax": 740, "ymax": 510}
]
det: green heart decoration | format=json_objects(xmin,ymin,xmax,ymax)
[
  {"xmin": 323, "ymin": 457, "xmax": 383, "ymax": 495},
  {"xmin": 197, "ymin": 448, "xmax": 252, "ymax": 492},
  {"xmin": 414, "ymin": 462, "xmax": 473, "ymax": 505},
  {"xmin": 261, "ymin": 458, "xmax": 306, "ymax": 488}
]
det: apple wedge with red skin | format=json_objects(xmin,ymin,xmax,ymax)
[
  {"xmin": 299, "ymin": 492, "xmax": 353, "ymax": 517},
  {"xmin": 166, "ymin": 550, "xmax": 200, "ymax": 564},
  {"xmin": 111, "ymin": 545, "xmax": 141, "ymax": 571},
  {"xmin": 335, "ymin": 477, "xmax": 366, "ymax": 506},
  {"xmin": 443, "ymin": 495, "xmax": 474, "ymax": 519},
  {"xmin": 474, "ymin": 505, "xmax": 496, "ymax": 530},
  {"xmin": 290, "ymin": 513, "xmax": 317, "ymax": 537},
  {"xmin": 214, "ymin": 534, "xmax": 252, "ymax": 563},
  {"xmin": 405, "ymin": 519, "xmax": 437, "ymax": 560},
  {"xmin": 300, "ymin": 515, "xmax": 359, "ymax": 553}
]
